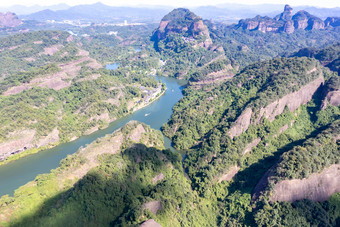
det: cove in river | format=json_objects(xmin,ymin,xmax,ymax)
[
  {"xmin": 106, "ymin": 63, "xmax": 120, "ymax": 70},
  {"xmin": 0, "ymin": 76, "xmax": 186, "ymax": 197}
]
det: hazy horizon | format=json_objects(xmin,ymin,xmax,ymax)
[{"xmin": 0, "ymin": 0, "xmax": 339, "ymax": 8}]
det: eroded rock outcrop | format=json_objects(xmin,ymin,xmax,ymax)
[
  {"xmin": 218, "ymin": 165, "xmax": 240, "ymax": 183},
  {"xmin": 237, "ymin": 15, "xmax": 282, "ymax": 33},
  {"xmin": 228, "ymin": 108, "xmax": 253, "ymax": 138},
  {"xmin": 0, "ymin": 12, "xmax": 22, "ymax": 28},
  {"xmin": 324, "ymin": 17, "xmax": 340, "ymax": 27},
  {"xmin": 140, "ymin": 219, "xmax": 162, "ymax": 227},
  {"xmin": 243, "ymin": 138, "xmax": 261, "ymax": 155},
  {"xmin": 152, "ymin": 8, "xmax": 212, "ymax": 49},
  {"xmin": 283, "ymin": 20, "xmax": 295, "ymax": 34},
  {"xmin": 292, "ymin": 10, "xmax": 324, "ymax": 31},
  {"xmin": 321, "ymin": 76, "xmax": 340, "ymax": 109},
  {"xmin": 271, "ymin": 164, "xmax": 340, "ymax": 202},
  {"xmin": 235, "ymin": 5, "xmax": 326, "ymax": 33},
  {"xmin": 228, "ymin": 73, "xmax": 324, "ymax": 138},
  {"xmin": 142, "ymin": 201, "xmax": 162, "ymax": 215},
  {"xmin": 306, "ymin": 16, "xmax": 325, "ymax": 30},
  {"xmin": 252, "ymin": 121, "xmax": 340, "ymax": 203},
  {"xmin": 189, "ymin": 67, "xmax": 234, "ymax": 88}
]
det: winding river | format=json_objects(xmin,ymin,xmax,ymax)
[{"xmin": 0, "ymin": 76, "xmax": 185, "ymax": 197}]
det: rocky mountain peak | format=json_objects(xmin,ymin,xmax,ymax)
[
  {"xmin": 284, "ymin": 4, "xmax": 293, "ymax": 12},
  {"xmin": 274, "ymin": 4, "xmax": 293, "ymax": 21},
  {"xmin": 324, "ymin": 17, "xmax": 340, "ymax": 27},
  {"xmin": 0, "ymin": 12, "xmax": 22, "ymax": 28},
  {"xmin": 152, "ymin": 8, "xmax": 212, "ymax": 50},
  {"xmin": 236, "ymin": 4, "xmax": 328, "ymax": 34}
]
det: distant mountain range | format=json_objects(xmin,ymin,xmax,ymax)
[
  {"xmin": 234, "ymin": 5, "xmax": 339, "ymax": 33},
  {"xmin": 19, "ymin": 2, "xmax": 170, "ymax": 23},
  {"xmin": 194, "ymin": 4, "xmax": 340, "ymax": 21},
  {"xmin": 0, "ymin": 3, "xmax": 70, "ymax": 15},
  {"xmin": 0, "ymin": 2, "xmax": 337, "ymax": 24}
]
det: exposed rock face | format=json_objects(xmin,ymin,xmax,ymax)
[
  {"xmin": 3, "ymin": 48, "xmax": 102, "ymax": 96},
  {"xmin": 283, "ymin": 20, "xmax": 295, "ymax": 34},
  {"xmin": 0, "ymin": 128, "xmax": 60, "ymax": 161},
  {"xmin": 218, "ymin": 165, "xmax": 240, "ymax": 183},
  {"xmin": 228, "ymin": 108, "xmax": 252, "ymax": 138},
  {"xmin": 237, "ymin": 16, "xmax": 282, "ymax": 33},
  {"xmin": 189, "ymin": 67, "xmax": 235, "ymax": 88},
  {"xmin": 152, "ymin": 8, "xmax": 212, "ymax": 49},
  {"xmin": 0, "ymin": 130, "xmax": 36, "ymax": 161},
  {"xmin": 252, "ymin": 121, "xmax": 340, "ymax": 203},
  {"xmin": 228, "ymin": 74, "xmax": 324, "ymax": 138},
  {"xmin": 274, "ymin": 4, "xmax": 293, "ymax": 21},
  {"xmin": 292, "ymin": 11, "xmax": 310, "ymax": 29},
  {"xmin": 236, "ymin": 5, "xmax": 326, "ymax": 33},
  {"xmin": 323, "ymin": 91, "xmax": 340, "ymax": 107},
  {"xmin": 256, "ymin": 75, "xmax": 324, "ymax": 122},
  {"xmin": 306, "ymin": 16, "xmax": 325, "ymax": 30},
  {"xmin": 324, "ymin": 17, "xmax": 340, "ymax": 27},
  {"xmin": 291, "ymin": 10, "xmax": 325, "ymax": 31},
  {"xmin": 271, "ymin": 164, "xmax": 340, "ymax": 202},
  {"xmin": 152, "ymin": 173, "xmax": 165, "ymax": 184},
  {"xmin": 321, "ymin": 76, "xmax": 340, "ymax": 109},
  {"xmin": 140, "ymin": 219, "xmax": 162, "ymax": 227},
  {"xmin": 243, "ymin": 138, "xmax": 261, "ymax": 155},
  {"xmin": 142, "ymin": 201, "xmax": 162, "ymax": 214},
  {"xmin": 0, "ymin": 12, "xmax": 22, "ymax": 28}
]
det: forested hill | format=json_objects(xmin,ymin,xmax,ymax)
[
  {"xmin": 163, "ymin": 57, "xmax": 325, "ymax": 150},
  {"xmin": 292, "ymin": 42, "xmax": 340, "ymax": 74},
  {"xmin": 253, "ymin": 120, "xmax": 340, "ymax": 226},
  {"xmin": 0, "ymin": 30, "xmax": 163, "ymax": 164},
  {"xmin": 0, "ymin": 121, "xmax": 192, "ymax": 226},
  {"xmin": 152, "ymin": 8, "xmax": 213, "ymax": 50},
  {"xmin": 163, "ymin": 54, "xmax": 339, "ymax": 225},
  {"xmin": 234, "ymin": 4, "xmax": 336, "ymax": 34},
  {"xmin": 153, "ymin": 8, "xmax": 340, "ymax": 79},
  {"xmin": 0, "ymin": 6, "xmax": 339, "ymax": 227}
]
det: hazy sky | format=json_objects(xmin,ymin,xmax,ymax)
[{"xmin": 0, "ymin": 0, "xmax": 339, "ymax": 8}]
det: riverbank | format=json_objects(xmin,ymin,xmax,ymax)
[
  {"xmin": 132, "ymin": 84, "xmax": 166, "ymax": 112},
  {"xmin": 0, "ymin": 76, "xmax": 184, "ymax": 197},
  {"xmin": 0, "ymin": 142, "xmax": 60, "ymax": 167},
  {"xmin": 0, "ymin": 83, "xmax": 166, "ymax": 167}
]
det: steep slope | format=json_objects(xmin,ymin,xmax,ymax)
[
  {"xmin": 0, "ymin": 30, "xmax": 164, "ymax": 164},
  {"xmin": 251, "ymin": 120, "xmax": 340, "ymax": 226},
  {"xmin": 325, "ymin": 17, "xmax": 340, "ymax": 27},
  {"xmin": 208, "ymin": 20, "xmax": 340, "ymax": 69},
  {"xmin": 0, "ymin": 121, "xmax": 216, "ymax": 226},
  {"xmin": 292, "ymin": 42, "xmax": 340, "ymax": 74},
  {"xmin": 252, "ymin": 120, "xmax": 340, "ymax": 202},
  {"xmin": 152, "ymin": 8, "xmax": 227, "ymax": 79},
  {"xmin": 0, "ymin": 12, "xmax": 22, "ymax": 28},
  {"xmin": 0, "ymin": 30, "xmax": 75, "ymax": 77},
  {"xmin": 163, "ymin": 57, "xmax": 323, "ymax": 149},
  {"xmin": 188, "ymin": 58, "xmax": 235, "ymax": 87},
  {"xmin": 152, "ymin": 8, "xmax": 212, "ymax": 50},
  {"xmin": 163, "ymin": 56, "xmax": 340, "ymax": 214},
  {"xmin": 322, "ymin": 76, "xmax": 340, "ymax": 108},
  {"xmin": 235, "ymin": 5, "xmax": 326, "ymax": 34}
]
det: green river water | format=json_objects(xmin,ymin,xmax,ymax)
[{"xmin": 0, "ymin": 76, "xmax": 185, "ymax": 197}]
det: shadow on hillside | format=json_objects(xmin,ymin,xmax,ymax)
[
  {"xmin": 223, "ymin": 122, "xmax": 336, "ymax": 226},
  {"xmin": 9, "ymin": 144, "xmax": 175, "ymax": 227},
  {"xmin": 228, "ymin": 124, "xmax": 331, "ymax": 196},
  {"xmin": 306, "ymin": 83, "xmax": 324, "ymax": 123},
  {"xmin": 228, "ymin": 83, "xmax": 329, "ymax": 196}
]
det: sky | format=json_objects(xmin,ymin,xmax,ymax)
[{"xmin": 0, "ymin": 0, "xmax": 339, "ymax": 8}]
